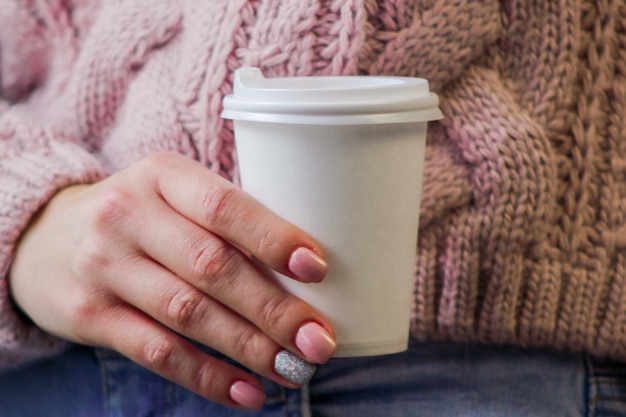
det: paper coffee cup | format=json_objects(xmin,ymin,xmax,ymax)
[{"xmin": 222, "ymin": 68, "xmax": 442, "ymax": 357}]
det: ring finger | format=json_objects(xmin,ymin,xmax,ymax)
[{"xmin": 108, "ymin": 255, "xmax": 311, "ymax": 387}]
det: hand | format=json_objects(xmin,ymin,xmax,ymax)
[{"xmin": 8, "ymin": 152, "xmax": 336, "ymax": 410}]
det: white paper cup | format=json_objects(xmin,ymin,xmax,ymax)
[{"xmin": 222, "ymin": 68, "xmax": 442, "ymax": 357}]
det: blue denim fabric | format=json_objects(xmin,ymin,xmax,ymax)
[{"xmin": 1, "ymin": 340, "xmax": 625, "ymax": 417}]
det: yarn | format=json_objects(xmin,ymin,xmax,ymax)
[{"xmin": 1, "ymin": 0, "xmax": 625, "ymax": 368}]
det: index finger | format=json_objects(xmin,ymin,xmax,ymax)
[{"xmin": 140, "ymin": 152, "xmax": 328, "ymax": 283}]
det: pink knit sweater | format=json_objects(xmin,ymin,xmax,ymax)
[{"xmin": 1, "ymin": 0, "xmax": 626, "ymax": 368}]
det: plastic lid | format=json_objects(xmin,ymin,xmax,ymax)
[{"xmin": 221, "ymin": 67, "xmax": 443, "ymax": 125}]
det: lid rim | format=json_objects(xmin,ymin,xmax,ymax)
[
  {"xmin": 221, "ymin": 108, "xmax": 444, "ymax": 125},
  {"xmin": 222, "ymin": 92, "xmax": 440, "ymax": 112}
]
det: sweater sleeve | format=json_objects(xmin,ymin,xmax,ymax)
[
  {"xmin": 0, "ymin": 1, "xmax": 107, "ymax": 369},
  {"xmin": 0, "ymin": 119, "xmax": 107, "ymax": 369}
]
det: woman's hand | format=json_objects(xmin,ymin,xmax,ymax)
[{"xmin": 8, "ymin": 152, "xmax": 336, "ymax": 410}]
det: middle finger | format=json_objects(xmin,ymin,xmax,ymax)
[{"xmin": 123, "ymin": 198, "xmax": 335, "ymax": 364}]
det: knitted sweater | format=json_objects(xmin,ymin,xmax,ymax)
[{"xmin": 1, "ymin": 0, "xmax": 625, "ymax": 369}]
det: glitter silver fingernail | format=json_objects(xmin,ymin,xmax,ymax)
[{"xmin": 274, "ymin": 350, "xmax": 317, "ymax": 385}]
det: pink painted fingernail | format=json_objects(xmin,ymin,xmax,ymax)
[
  {"xmin": 230, "ymin": 380, "xmax": 266, "ymax": 410},
  {"xmin": 288, "ymin": 247, "xmax": 328, "ymax": 283},
  {"xmin": 295, "ymin": 322, "xmax": 337, "ymax": 364}
]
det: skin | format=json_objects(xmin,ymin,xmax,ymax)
[{"xmin": 8, "ymin": 151, "xmax": 333, "ymax": 409}]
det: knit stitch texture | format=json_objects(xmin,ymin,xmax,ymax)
[{"xmin": 1, "ymin": 0, "xmax": 625, "ymax": 369}]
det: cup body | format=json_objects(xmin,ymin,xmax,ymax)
[{"xmin": 222, "ymin": 68, "xmax": 442, "ymax": 357}]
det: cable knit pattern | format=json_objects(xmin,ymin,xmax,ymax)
[{"xmin": 1, "ymin": 0, "xmax": 626, "ymax": 369}]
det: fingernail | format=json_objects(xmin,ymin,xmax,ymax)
[
  {"xmin": 296, "ymin": 322, "xmax": 336, "ymax": 364},
  {"xmin": 274, "ymin": 350, "xmax": 317, "ymax": 385},
  {"xmin": 230, "ymin": 380, "xmax": 266, "ymax": 410},
  {"xmin": 288, "ymin": 247, "xmax": 328, "ymax": 283}
]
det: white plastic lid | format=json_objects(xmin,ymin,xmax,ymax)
[{"xmin": 221, "ymin": 67, "xmax": 443, "ymax": 125}]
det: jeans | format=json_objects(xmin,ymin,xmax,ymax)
[{"xmin": 1, "ymin": 340, "xmax": 626, "ymax": 417}]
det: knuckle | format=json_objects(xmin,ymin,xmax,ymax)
[
  {"xmin": 254, "ymin": 227, "xmax": 280, "ymax": 259},
  {"xmin": 71, "ymin": 236, "xmax": 112, "ymax": 278},
  {"xmin": 232, "ymin": 326, "xmax": 263, "ymax": 360},
  {"xmin": 189, "ymin": 239, "xmax": 240, "ymax": 281},
  {"xmin": 141, "ymin": 336, "xmax": 176, "ymax": 372},
  {"xmin": 91, "ymin": 186, "xmax": 133, "ymax": 230},
  {"xmin": 201, "ymin": 185, "xmax": 238, "ymax": 227},
  {"xmin": 259, "ymin": 293, "xmax": 294, "ymax": 333},
  {"xmin": 67, "ymin": 291, "xmax": 95, "ymax": 321},
  {"xmin": 64, "ymin": 289, "xmax": 107, "ymax": 338},
  {"xmin": 165, "ymin": 288, "xmax": 206, "ymax": 330},
  {"xmin": 140, "ymin": 151, "xmax": 173, "ymax": 170},
  {"xmin": 134, "ymin": 152, "xmax": 172, "ymax": 186},
  {"xmin": 192, "ymin": 362, "xmax": 221, "ymax": 399}
]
